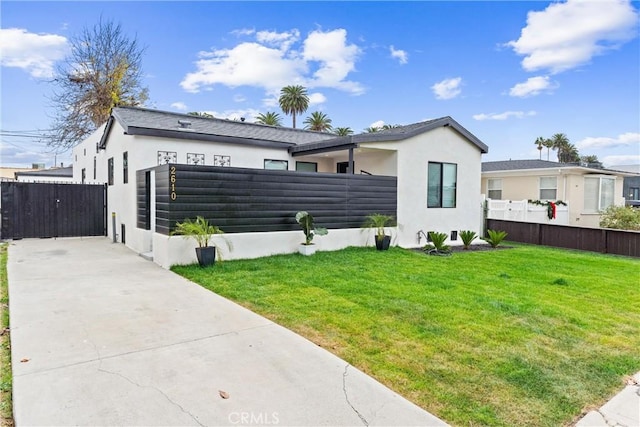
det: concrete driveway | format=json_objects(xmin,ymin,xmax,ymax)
[{"xmin": 8, "ymin": 237, "xmax": 446, "ymax": 426}]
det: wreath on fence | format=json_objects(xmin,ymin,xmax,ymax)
[{"xmin": 528, "ymin": 200, "xmax": 567, "ymax": 220}]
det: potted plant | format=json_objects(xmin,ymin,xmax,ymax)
[
  {"xmin": 362, "ymin": 213, "xmax": 395, "ymax": 250},
  {"xmin": 172, "ymin": 216, "xmax": 227, "ymax": 267},
  {"xmin": 295, "ymin": 211, "xmax": 328, "ymax": 256}
]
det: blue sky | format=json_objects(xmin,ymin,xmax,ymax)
[{"xmin": 1, "ymin": 0, "xmax": 639, "ymax": 168}]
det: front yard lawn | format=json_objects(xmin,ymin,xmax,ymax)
[{"xmin": 172, "ymin": 244, "xmax": 640, "ymax": 427}]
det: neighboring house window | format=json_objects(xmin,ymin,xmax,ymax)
[
  {"xmin": 584, "ymin": 176, "xmax": 615, "ymax": 212},
  {"xmin": 427, "ymin": 162, "xmax": 457, "ymax": 208},
  {"xmin": 296, "ymin": 161, "xmax": 317, "ymax": 172},
  {"xmin": 93, "ymin": 156, "xmax": 97, "ymax": 180},
  {"xmin": 264, "ymin": 159, "xmax": 288, "ymax": 170},
  {"xmin": 539, "ymin": 177, "xmax": 557, "ymax": 200},
  {"xmin": 108, "ymin": 157, "xmax": 114, "ymax": 186},
  {"xmin": 487, "ymin": 179, "xmax": 502, "ymax": 200},
  {"xmin": 123, "ymin": 152, "xmax": 128, "ymax": 184},
  {"xmin": 81, "ymin": 168, "xmax": 86, "ymax": 184},
  {"xmin": 629, "ymin": 187, "xmax": 640, "ymax": 200}
]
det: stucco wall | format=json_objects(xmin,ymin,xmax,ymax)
[
  {"xmin": 361, "ymin": 126, "xmax": 484, "ymax": 247},
  {"xmin": 153, "ymin": 228, "xmax": 388, "ymax": 269}
]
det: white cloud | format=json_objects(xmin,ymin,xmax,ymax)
[
  {"xmin": 233, "ymin": 94, "xmax": 246, "ymax": 103},
  {"xmin": 431, "ymin": 77, "xmax": 462, "ymax": 100},
  {"xmin": 181, "ymin": 28, "xmax": 364, "ymax": 95},
  {"xmin": 302, "ymin": 29, "xmax": 363, "ymax": 94},
  {"xmin": 231, "ymin": 28, "xmax": 255, "ymax": 37},
  {"xmin": 507, "ymin": 0, "xmax": 639, "ymax": 73},
  {"xmin": 170, "ymin": 101, "xmax": 188, "ymax": 111},
  {"xmin": 473, "ymin": 111, "xmax": 537, "ymax": 121},
  {"xmin": 602, "ymin": 154, "xmax": 640, "ymax": 167},
  {"xmin": 369, "ymin": 120, "xmax": 385, "ymax": 129},
  {"xmin": 390, "ymin": 45, "xmax": 408, "ymax": 64},
  {"xmin": 0, "ymin": 28, "xmax": 68, "ymax": 78},
  {"xmin": 509, "ymin": 76, "xmax": 556, "ymax": 97},
  {"xmin": 256, "ymin": 29, "xmax": 300, "ymax": 51},
  {"xmin": 577, "ymin": 132, "xmax": 640, "ymax": 149},
  {"xmin": 308, "ymin": 92, "xmax": 326, "ymax": 105}
]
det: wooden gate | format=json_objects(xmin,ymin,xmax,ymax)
[{"xmin": 1, "ymin": 182, "xmax": 106, "ymax": 239}]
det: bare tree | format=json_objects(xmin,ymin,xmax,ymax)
[{"xmin": 47, "ymin": 18, "xmax": 148, "ymax": 150}]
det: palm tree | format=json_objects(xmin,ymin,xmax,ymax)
[
  {"xmin": 278, "ymin": 85, "xmax": 309, "ymax": 129},
  {"xmin": 255, "ymin": 112, "xmax": 282, "ymax": 126},
  {"xmin": 534, "ymin": 137, "xmax": 545, "ymax": 160},
  {"xmin": 333, "ymin": 127, "xmax": 353, "ymax": 136},
  {"xmin": 581, "ymin": 155, "xmax": 603, "ymax": 169},
  {"xmin": 550, "ymin": 133, "xmax": 571, "ymax": 162},
  {"xmin": 381, "ymin": 124, "xmax": 401, "ymax": 130},
  {"xmin": 303, "ymin": 111, "xmax": 332, "ymax": 132},
  {"xmin": 364, "ymin": 126, "xmax": 381, "ymax": 133},
  {"xmin": 543, "ymin": 138, "xmax": 554, "ymax": 161}
]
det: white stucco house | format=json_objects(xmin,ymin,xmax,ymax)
[
  {"xmin": 481, "ymin": 160, "xmax": 631, "ymax": 228},
  {"xmin": 73, "ymin": 107, "xmax": 488, "ymax": 268}
]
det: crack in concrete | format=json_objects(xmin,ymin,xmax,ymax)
[
  {"xmin": 342, "ymin": 365, "xmax": 369, "ymax": 426},
  {"xmin": 16, "ymin": 323, "xmax": 273, "ymax": 377},
  {"xmin": 596, "ymin": 408, "xmax": 626, "ymax": 427},
  {"xmin": 97, "ymin": 366, "xmax": 204, "ymax": 427}
]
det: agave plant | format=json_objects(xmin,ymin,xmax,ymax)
[
  {"xmin": 483, "ymin": 229, "xmax": 508, "ymax": 248},
  {"xmin": 459, "ymin": 230, "xmax": 478, "ymax": 249}
]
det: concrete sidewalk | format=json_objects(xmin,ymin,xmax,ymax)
[
  {"xmin": 8, "ymin": 237, "xmax": 446, "ymax": 426},
  {"xmin": 575, "ymin": 373, "xmax": 640, "ymax": 427}
]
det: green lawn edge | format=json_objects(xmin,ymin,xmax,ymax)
[
  {"xmin": 0, "ymin": 243, "xmax": 13, "ymax": 427},
  {"xmin": 172, "ymin": 243, "xmax": 640, "ymax": 427}
]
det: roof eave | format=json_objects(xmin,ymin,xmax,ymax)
[{"xmin": 125, "ymin": 126, "xmax": 295, "ymax": 150}]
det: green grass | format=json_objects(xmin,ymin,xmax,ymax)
[
  {"xmin": 0, "ymin": 244, "xmax": 12, "ymax": 427},
  {"xmin": 172, "ymin": 244, "xmax": 640, "ymax": 427}
]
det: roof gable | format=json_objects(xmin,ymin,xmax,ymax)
[{"xmin": 291, "ymin": 116, "xmax": 488, "ymax": 155}]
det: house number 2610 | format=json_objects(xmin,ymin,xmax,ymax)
[{"xmin": 170, "ymin": 166, "xmax": 177, "ymax": 200}]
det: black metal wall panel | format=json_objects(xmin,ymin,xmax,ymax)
[
  {"xmin": 154, "ymin": 164, "xmax": 397, "ymax": 235},
  {"xmin": 0, "ymin": 182, "xmax": 106, "ymax": 239}
]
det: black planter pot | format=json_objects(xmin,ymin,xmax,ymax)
[
  {"xmin": 375, "ymin": 235, "xmax": 391, "ymax": 251},
  {"xmin": 195, "ymin": 246, "xmax": 216, "ymax": 267}
]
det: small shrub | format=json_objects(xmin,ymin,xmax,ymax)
[
  {"xmin": 460, "ymin": 230, "xmax": 478, "ymax": 249},
  {"xmin": 552, "ymin": 278, "xmax": 569, "ymax": 286},
  {"xmin": 599, "ymin": 205, "xmax": 640, "ymax": 230},
  {"xmin": 484, "ymin": 229, "xmax": 508, "ymax": 248},
  {"xmin": 424, "ymin": 231, "xmax": 450, "ymax": 255}
]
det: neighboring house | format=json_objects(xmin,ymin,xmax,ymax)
[
  {"xmin": 72, "ymin": 106, "xmax": 488, "ymax": 267},
  {"xmin": 481, "ymin": 159, "xmax": 631, "ymax": 228},
  {"xmin": 0, "ymin": 166, "xmax": 45, "ymax": 181},
  {"xmin": 612, "ymin": 164, "xmax": 640, "ymax": 207},
  {"xmin": 14, "ymin": 166, "xmax": 74, "ymax": 183}
]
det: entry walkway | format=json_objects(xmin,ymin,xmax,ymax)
[{"xmin": 8, "ymin": 237, "xmax": 446, "ymax": 426}]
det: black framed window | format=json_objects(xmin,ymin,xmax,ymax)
[
  {"xmin": 296, "ymin": 161, "xmax": 317, "ymax": 172},
  {"xmin": 123, "ymin": 151, "xmax": 129, "ymax": 184},
  {"xmin": 81, "ymin": 168, "xmax": 86, "ymax": 184},
  {"xmin": 93, "ymin": 156, "xmax": 97, "ymax": 180},
  {"xmin": 427, "ymin": 162, "xmax": 457, "ymax": 208},
  {"xmin": 108, "ymin": 157, "xmax": 114, "ymax": 186}
]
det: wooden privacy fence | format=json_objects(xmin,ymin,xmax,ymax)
[
  {"xmin": 1, "ymin": 181, "xmax": 106, "ymax": 239},
  {"xmin": 486, "ymin": 219, "xmax": 640, "ymax": 258},
  {"xmin": 146, "ymin": 164, "xmax": 397, "ymax": 235}
]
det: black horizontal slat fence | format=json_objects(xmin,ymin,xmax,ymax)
[
  {"xmin": 1, "ymin": 181, "xmax": 106, "ymax": 239},
  {"xmin": 486, "ymin": 219, "xmax": 640, "ymax": 257},
  {"xmin": 153, "ymin": 164, "xmax": 397, "ymax": 235}
]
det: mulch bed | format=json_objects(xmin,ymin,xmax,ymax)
[{"xmin": 411, "ymin": 244, "xmax": 513, "ymax": 256}]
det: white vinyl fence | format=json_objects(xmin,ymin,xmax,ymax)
[{"xmin": 486, "ymin": 199, "xmax": 569, "ymax": 225}]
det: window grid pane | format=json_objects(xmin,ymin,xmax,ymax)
[
  {"xmin": 600, "ymin": 178, "xmax": 615, "ymax": 210},
  {"xmin": 427, "ymin": 163, "xmax": 442, "ymax": 208}
]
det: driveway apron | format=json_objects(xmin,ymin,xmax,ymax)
[{"xmin": 8, "ymin": 237, "xmax": 447, "ymax": 426}]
